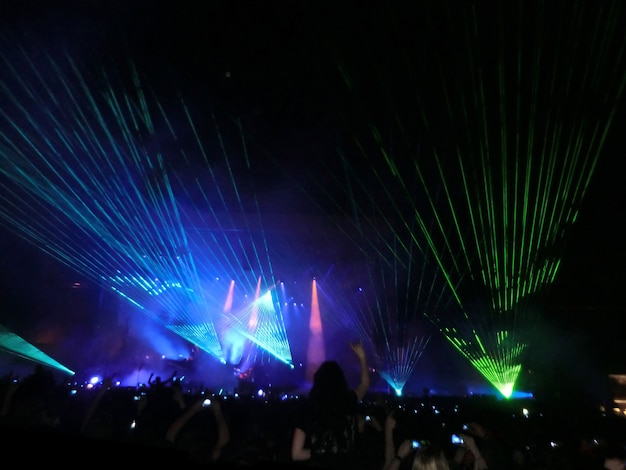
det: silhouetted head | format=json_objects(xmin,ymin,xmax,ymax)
[{"xmin": 310, "ymin": 360, "xmax": 349, "ymax": 400}]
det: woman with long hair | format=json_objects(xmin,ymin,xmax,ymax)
[{"xmin": 291, "ymin": 340, "xmax": 370, "ymax": 469}]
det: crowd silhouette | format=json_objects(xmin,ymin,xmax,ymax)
[{"xmin": 2, "ymin": 348, "xmax": 626, "ymax": 469}]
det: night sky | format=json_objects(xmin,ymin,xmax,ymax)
[{"xmin": 0, "ymin": 0, "xmax": 625, "ymax": 391}]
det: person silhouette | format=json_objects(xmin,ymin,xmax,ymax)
[{"xmin": 291, "ymin": 340, "xmax": 370, "ymax": 469}]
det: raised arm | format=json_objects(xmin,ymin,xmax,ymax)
[
  {"xmin": 350, "ymin": 340, "xmax": 370, "ymax": 401},
  {"xmin": 165, "ymin": 396, "xmax": 230, "ymax": 463},
  {"xmin": 383, "ymin": 411, "xmax": 412, "ymax": 469},
  {"xmin": 210, "ymin": 399, "xmax": 230, "ymax": 461},
  {"xmin": 165, "ymin": 396, "xmax": 204, "ymax": 443}
]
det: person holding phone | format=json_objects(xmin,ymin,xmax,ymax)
[
  {"xmin": 383, "ymin": 410, "xmax": 450, "ymax": 470},
  {"xmin": 458, "ymin": 421, "xmax": 512, "ymax": 469}
]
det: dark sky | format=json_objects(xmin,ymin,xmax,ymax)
[{"xmin": 1, "ymin": 0, "xmax": 625, "ymax": 378}]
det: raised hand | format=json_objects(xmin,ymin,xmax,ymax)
[{"xmin": 350, "ymin": 340, "xmax": 366, "ymax": 359}]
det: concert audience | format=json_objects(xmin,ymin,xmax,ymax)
[{"xmin": 1, "ymin": 363, "xmax": 626, "ymax": 469}]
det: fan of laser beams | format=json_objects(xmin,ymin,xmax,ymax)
[
  {"xmin": 360, "ymin": 255, "xmax": 440, "ymax": 395},
  {"xmin": 0, "ymin": 50, "xmax": 223, "ymax": 357},
  {"xmin": 329, "ymin": 1, "xmax": 626, "ymax": 397},
  {"xmin": 313, "ymin": 233, "xmax": 447, "ymax": 394},
  {"xmin": 0, "ymin": 323, "xmax": 75, "ymax": 376},
  {"xmin": 375, "ymin": 330, "xmax": 431, "ymax": 397},
  {"xmin": 219, "ymin": 289, "xmax": 293, "ymax": 366},
  {"xmin": 0, "ymin": 37, "xmax": 287, "ymax": 361},
  {"xmin": 414, "ymin": 1, "xmax": 624, "ymax": 397}
]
